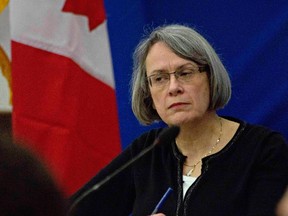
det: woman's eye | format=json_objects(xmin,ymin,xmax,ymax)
[
  {"xmin": 178, "ymin": 71, "xmax": 192, "ymax": 76},
  {"xmin": 154, "ymin": 74, "xmax": 167, "ymax": 82}
]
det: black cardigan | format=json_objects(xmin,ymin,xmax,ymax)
[{"xmin": 70, "ymin": 117, "xmax": 288, "ymax": 216}]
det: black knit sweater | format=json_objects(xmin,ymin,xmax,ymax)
[{"xmin": 70, "ymin": 117, "xmax": 288, "ymax": 216}]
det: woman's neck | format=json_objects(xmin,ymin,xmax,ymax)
[{"xmin": 175, "ymin": 113, "xmax": 221, "ymax": 157}]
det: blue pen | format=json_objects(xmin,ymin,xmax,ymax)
[{"xmin": 151, "ymin": 187, "xmax": 173, "ymax": 215}]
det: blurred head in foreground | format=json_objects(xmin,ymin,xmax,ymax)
[{"xmin": 0, "ymin": 135, "xmax": 66, "ymax": 216}]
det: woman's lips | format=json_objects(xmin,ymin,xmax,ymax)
[{"xmin": 168, "ymin": 102, "xmax": 189, "ymax": 109}]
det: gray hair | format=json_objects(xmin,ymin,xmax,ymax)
[{"xmin": 131, "ymin": 24, "xmax": 231, "ymax": 125}]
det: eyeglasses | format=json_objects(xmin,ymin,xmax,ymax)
[{"xmin": 147, "ymin": 65, "xmax": 208, "ymax": 88}]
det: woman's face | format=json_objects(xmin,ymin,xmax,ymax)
[{"xmin": 145, "ymin": 42, "xmax": 210, "ymax": 126}]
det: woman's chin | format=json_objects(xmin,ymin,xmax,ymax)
[{"xmin": 166, "ymin": 117, "xmax": 192, "ymax": 127}]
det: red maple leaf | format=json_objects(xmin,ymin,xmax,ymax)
[{"xmin": 62, "ymin": 0, "xmax": 106, "ymax": 31}]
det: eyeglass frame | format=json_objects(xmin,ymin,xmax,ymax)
[{"xmin": 146, "ymin": 64, "xmax": 209, "ymax": 88}]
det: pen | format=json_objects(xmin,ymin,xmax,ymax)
[{"xmin": 150, "ymin": 187, "xmax": 173, "ymax": 215}]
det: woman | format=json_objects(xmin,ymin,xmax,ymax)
[{"xmin": 70, "ymin": 24, "xmax": 288, "ymax": 216}]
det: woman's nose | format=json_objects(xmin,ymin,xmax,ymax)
[{"xmin": 168, "ymin": 75, "xmax": 183, "ymax": 95}]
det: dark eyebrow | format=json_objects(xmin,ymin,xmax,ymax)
[
  {"xmin": 149, "ymin": 69, "xmax": 166, "ymax": 76},
  {"xmin": 149, "ymin": 62, "xmax": 198, "ymax": 76},
  {"xmin": 176, "ymin": 63, "xmax": 198, "ymax": 70}
]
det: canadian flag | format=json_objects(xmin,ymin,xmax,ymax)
[{"xmin": 11, "ymin": 0, "xmax": 121, "ymax": 195}]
